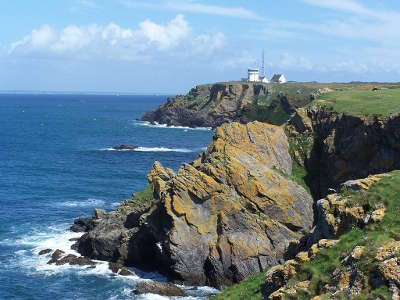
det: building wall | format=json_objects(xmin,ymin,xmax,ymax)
[{"xmin": 248, "ymin": 70, "xmax": 259, "ymax": 82}]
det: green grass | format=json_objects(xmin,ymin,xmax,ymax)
[
  {"xmin": 214, "ymin": 171, "xmax": 400, "ymax": 299},
  {"xmin": 212, "ymin": 272, "xmax": 266, "ymax": 300},
  {"xmin": 290, "ymin": 171, "xmax": 400, "ymax": 298},
  {"xmin": 131, "ymin": 185, "xmax": 154, "ymax": 204},
  {"xmin": 313, "ymin": 87, "xmax": 400, "ymax": 117}
]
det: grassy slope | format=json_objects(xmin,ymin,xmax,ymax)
[
  {"xmin": 213, "ymin": 171, "xmax": 400, "ymax": 300},
  {"xmin": 131, "ymin": 185, "xmax": 153, "ymax": 204},
  {"xmin": 311, "ymin": 85, "xmax": 400, "ymax": 117}
]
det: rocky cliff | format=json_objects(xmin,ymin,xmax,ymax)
[
  {"xmin": 141, "ymin": 82, "xmax": 320, "ymax": 128},
  {"xmin": 75, "ymin": 121, "xmax": 314, "ymax": 288},
  {"xmin": 286, "ymin": 108, "xmax": 400, "ymax": 198}
]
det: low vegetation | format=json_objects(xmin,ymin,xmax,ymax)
[
  {"xmin": 311, "ymin": 84, "xmax": 400, "ymax": 117},
  {"xmin": 131, "ymin": 185, "xmax": 153, "ymax": 204},
  {"xmin": 214, "ymin": 171, "xmax": 400, "ymax": 299}
]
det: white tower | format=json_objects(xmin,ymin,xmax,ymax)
[{"xmin": 248, "ymin": 68, "xmax": 259, "ymax": 82}]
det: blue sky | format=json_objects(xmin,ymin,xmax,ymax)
[{"xmin": 0, "ymin": 0, "xmax": 399, "ymax": 93}]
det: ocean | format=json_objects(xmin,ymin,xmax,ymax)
[{"xmin": 0, "ymin": 94, "xmax": 214, "ymax": 299}]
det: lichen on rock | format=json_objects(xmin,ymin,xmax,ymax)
[{"xmin": 75, "ymin": 121, "xmax": 314, "ymax": 288}]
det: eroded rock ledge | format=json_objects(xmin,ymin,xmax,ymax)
[{"xmin": 75, "ymin": 121, "xmax": 314, "ymax": 288}]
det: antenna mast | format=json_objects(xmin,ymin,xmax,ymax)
[{"xmin": 261, "ymin": 49, "xmax": 265, "ymax": 77}]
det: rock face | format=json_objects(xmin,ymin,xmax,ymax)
[
  {"xmin": 141, "ymin": 82, "xmax": 316, "ymax": 128},
  {"xmin": 286, "ymin": 108, "xmax": 400, "ymax": 198},
  {"xmin": 76, "ymin": 121, "xmax": 314, "ymax": 288}
]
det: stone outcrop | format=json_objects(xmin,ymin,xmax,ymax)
[
  {"xmin": 309, "ymin": 174, "xmax": 387, "ymax": 243},
  {"xmin": 271, "ymin": 240, "xmax": 400, "ymax": 299},
  {"xmin": 265, "ymin": 239, "xmax": 339, "ymax": 299},
  {"xmin": 142, "ymin": 82, "xmax": 317, "ymax": 128},
  {"xmin": 75, "ymin": 121, "xmax": 314, "ymax": 288}
]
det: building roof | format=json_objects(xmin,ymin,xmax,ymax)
[
  {"xmin": 271, "ymin": 74, "xmax": 283, "ymax": 81},
  {"xmin": 248, "ymin": 68, "xmax": 259, "ymax": 72}
]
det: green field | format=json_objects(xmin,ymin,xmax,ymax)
[
  {"xmin": 312, "ymin": 85, "xmax": 400, "ymax": 117},
  {"xmin": 213, "ymin": 171, "xmax": 400, "ymax": 299}
]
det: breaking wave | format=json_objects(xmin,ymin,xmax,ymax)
[
  {"xmin": 100, "ymin": 147, "xmax": 193, "ymax": 153},
  {"xmin": 133, "ymin": 121, "xmax": 212, "ymax": 131}
]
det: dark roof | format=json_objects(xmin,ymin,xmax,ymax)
[{"xmin": 271, "ymin": 74, "xmax": 283, "ymax": 82}]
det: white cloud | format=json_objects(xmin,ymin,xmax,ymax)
[
  {"xmin": 138, "ymin": 14, "xmax": 190, "ymax": 49},
  {"xmin": 8, "ymin": 15, "xmax": 221, "ymax": 61}
]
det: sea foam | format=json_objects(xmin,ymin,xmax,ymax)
[
  {"xmin": 58, "ymin": 198, "xmax": 105, "ymax": 208},
  {"xmin": 133, "ymin": 121, "xmax": 212, "ymax": 131},
  {"xmin": 101, "ymin": 146, "xmax": 193, "ymax": 153}
]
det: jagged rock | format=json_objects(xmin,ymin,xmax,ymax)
[
  {"xmin": 264, "ymin": 239, "xmax": 338, "ymax": 298},
  {"xmin": 324, "ymin": 266, "xmax": 368, "ymax": 297},
  {"xmin": 287, "ymin": 108, "xmax": 312, "ymax": 134},
  {"xmin": 77, "ymin": 194, "xmax": 154, "ymax": 263},
  {"xmin": 269, "ymin": 280, "xmax": 310, "ymax": 300},
  {"xmin": 109, "ymin": 262, "xmax": 133, "ymax": 276},
  {"xmin": 339, "ymin": 173, "xmax": 388, "ymax": 192},
  {"xmin": 376, "ymin": 240, "xmax": 400, "ymax": 298},
  {"xmin": 134, "ymin": 280, "xmax": 185, "ymax": 296},
  {"xmin": 47, "ymin": 249, "xmax": 65, "ymax": 264},
  {"xmin": 308, "ymin": 176, "xmax": 387, "ymax": 244},
  {"xmin": 71, "ymin": 242, "xmax": 79, "ymax": 250},
  {"xmin": 76, "ymin": 121, "xmax": 314, "ymax": 288},
  {"xmin": 38, "ymin": 249, "xmax": 52, "ymax": 255},
  {"xmin": 70, "ymin": 217, "xmax": 96, "ymax": 233},
  {"xmin": 94, "ymin": 208, "xmax": 107, "ymax": 219},
  {"xmin": 54, "ymin": 254, "xmax": 96, "ymax": 266}
]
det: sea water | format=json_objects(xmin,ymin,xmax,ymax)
[{"xmin": 0, "ymin": 94, "xmax": 215, "ymax": 299}]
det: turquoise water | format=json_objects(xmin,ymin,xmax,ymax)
[{"xmin": 0, "ymin": 94, "xmax": 213, "ymax": 299}]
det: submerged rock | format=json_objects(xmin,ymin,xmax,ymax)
[
  {"xmin": 75, "ymin": 121, "xmax": 314, "ymax": 288},
  {"xmin": 108, "ymin": 262, "xmax": 133, "ymax": 276},
  {"xmin": 38, "ymin": 249, "xmax": 52, "ymax": 255},
  {"xmin": 134, "ymin": 280, "xmax": 185, "ymax": 297},
  {"xmin": 47, "ymin": 249, "xmax": 65, "ymax": 264},
  {"xmin": 54, "ymin": 254, "xmax": 95, "ymax": 266},
  {"xmin": 111, "ymin": 144, "xmax": 137, "ymax": 151}
]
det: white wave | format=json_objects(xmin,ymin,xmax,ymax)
[
  {"xmin": 110, "ymin": 202, "xmax": 121, "ymax": 209},
  {"xmin": 134, "ymin": 147, "xmax": 192, "ymax": 153},
  {"xmin": 134, "ymin": 121, "xmax": 212, "ymax": 131},
  {"xmin": 100, "ymin": 147, "xmax": 193, "ymax": 153},
  {"xmin": 58, "ymin": 198, "xmax": 105, "ymax": 208},
  {"xmin": 12, "ymin": 224, "xmax": 219, "ymax": 299}
]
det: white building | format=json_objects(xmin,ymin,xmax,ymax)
[
  {"xmin": 247, "ymin": 68, "xmax": 269, "ymax": 83},
  {"xmin": 270, "ymin": 74, "xmax": 287, "ymax": 83},
  {"xmin": 248, "ymin": 68, "xmax": 260, "ymax": 82}
]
